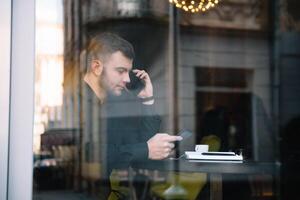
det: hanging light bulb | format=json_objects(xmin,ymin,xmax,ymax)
[{"xmin": 169, "ymin": 0, "xmax": 220, "ymax": 13}]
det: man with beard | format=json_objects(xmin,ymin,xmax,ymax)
[{"xmin": 83, "ymin": 32, "xmax": 182, "ymax": 199}]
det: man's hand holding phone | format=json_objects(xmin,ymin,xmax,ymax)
[
  {"xmin": 131, "ymin": 69, "xmax": 154, "ymax": 104},
  {"xmin": 174, "ymin": 130, "xmax": 193, "ymax": 150},
  {"xmin": 147, "ymin": 133, "xmax": 183, "ymax": 160}
]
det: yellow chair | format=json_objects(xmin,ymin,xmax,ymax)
[
  {"xmin": 108, "ymin": 170, "xmax": 131, "ymax": 200},
  {"xmin": 151, "ymin": 134, "xmax": 221, "ymax": 200},
  {"xmin": 200, "ymin": 134, "xmax": 221, "ymax": 152},
  {"xmin": 151, "ymin": 172, "xmax": 207, "ymax": 200}
]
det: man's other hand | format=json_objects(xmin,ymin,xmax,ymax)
[{"xmin": 147, "ymin": 133, "xmax": 182, "ymax": 160}]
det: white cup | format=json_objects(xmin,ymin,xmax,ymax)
[{"xmin": 195, "ymin": 144, "xmax": 209, "ymax": 152}]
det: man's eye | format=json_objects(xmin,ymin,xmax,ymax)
[{"xmin": 117, "ymin": 69, "xmax": 125, "ymax": 73}]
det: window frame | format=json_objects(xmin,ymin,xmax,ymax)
[
  {"xmin": 0, "ymin": 0, "xmax": 12, "ymax": 198},
  {"xmin": 0, "ymin": 0, "xmax": 35, "ymax": 199}
]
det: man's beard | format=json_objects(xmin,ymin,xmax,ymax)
[
  {"xmin": 97, "ymin": 69, "xmax": 109, "ymax": 102},
  {"xmin": 98, "ymin": 68, "xmax": 118, "ymax": 98},
  {"xmin": 98, "ymin": 70, "xmax": 106, "ymax": 92}
]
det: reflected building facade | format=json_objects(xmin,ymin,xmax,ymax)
[
  {"xmin": 35, "ymin": 0, "xmax": 300, "ymax": 199},
  {"xmin": 62, "ymin": 0, "xmax": 273, "ymax": 192}
]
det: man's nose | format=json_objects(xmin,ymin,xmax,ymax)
[{"xmin": 124, "ymin": 72, "xmax": 130, "ymax": 83}]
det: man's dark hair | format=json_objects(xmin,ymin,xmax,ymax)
[{"xmin": 87, "ymin": 32, "xmax": 135, "ymax": 62}]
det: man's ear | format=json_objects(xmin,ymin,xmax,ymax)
[{"xmin": 91, "ymin": 59, "xmax": 103, "ymax": 76}]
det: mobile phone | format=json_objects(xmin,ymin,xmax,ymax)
[
  {"xmin": 126, "ymin": 70, "xmax": 145, "ymax": 95},
  {"xmin": 174, "ymin": 130, "xmax": 193, "ymax": 149},
  {"xmin": 178, "ymin": 130, "xmax": 193, "ymax": 140}
]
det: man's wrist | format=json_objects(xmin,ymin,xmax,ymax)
[
  {"xmin": 140, "ymin": 96, "xmax": 154, "ymax": 105},
  {"xmin": 140, "ymin": 96, "xmax": 154, "ymax": 101},
  {"xmin": 147, "ymin": 141, "xmax": 153, "ymax": 159}
]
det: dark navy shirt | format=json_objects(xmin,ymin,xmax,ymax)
[{"xmin": 84, "ymin": 83, "xmax": 161, "ymax": 178}]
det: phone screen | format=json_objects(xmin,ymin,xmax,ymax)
[
  {"xmin": 173, "ymin": 130, "xmax": 193, "ymax": 158},
  {"xmin": 174, "ymin": 130, "xmax": 193, "ymax": 149},
  {"xmin": 178, "ymin": 130, "xmax": 193, "ymax": 140}
]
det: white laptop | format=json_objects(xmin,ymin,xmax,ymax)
[{"xmin": 185, "ymin": 151, "xmax": 243, "ymax": 161}]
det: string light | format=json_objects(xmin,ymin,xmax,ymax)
[{"xmin": 169, "ymin": 0, "xmax": 220, "ymax": 13}]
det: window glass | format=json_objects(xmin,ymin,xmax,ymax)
[{"xmin": 33, "ymin": 0, "xmax": 300, "ymax": 199}]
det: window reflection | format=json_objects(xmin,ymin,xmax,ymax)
[
  {"xmin": 32, "ymin": 0, "xmax": 300, "ymax": 200},
  {"xmin": 34, "ymin": 0, "xmax": 64, "ymax": 153}
]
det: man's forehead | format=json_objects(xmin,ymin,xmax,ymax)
[
  {"xmin": 113, "ymin": 51, "xmax": 132, "ymax": 61},
  {"xmin": 108, "ymin": 51, "xmax": 133, "ymax": 67}
]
